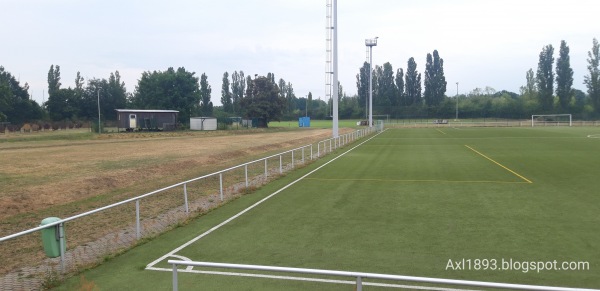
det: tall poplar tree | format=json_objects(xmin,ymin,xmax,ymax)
[
  {"xmin": 584, "ymin": 38, "xmax": 600, "ymax": 113},
  {"xmin": 395, "ymin": 68, "xmax": 405, "ymax": 106},
  {"xmin": 47, "ymin": 64, "xmax": 61, "ymax": 97},
  {"xmin": 423, "ymin": 50, "xmax": 447, "ymax": 106},
  {"xmin": 536, "ymin": 44, "xmax": 554, "ymax": 111},
  {"xmin": 555, "ymin": 40, "xmax": 573, "ymax": 110},
  {"xmin": 356, "ymin": 62, "xmax": 369, "ymax": 116},
  {"xmin": 199, "ymin": 73, "xmax": 213, "ymax": 116},
  {"xmin": 231, "ymin": 70, "xmax": 245, "ymax": 114},
  {"xmin": 405, "ymin": 57, "xmax": 422, "ymax": 106},
  {"xmin": 221, "ymin": 72, "xmax": 233, "ymax": 113}
]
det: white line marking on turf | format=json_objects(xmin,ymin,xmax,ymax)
[
  {"xmin": 145, "ymin": 266, "xmax": 479, "ymax": 291},
  {"xmin": 587, "ymin": 134, "xmax": 600, "ymax": 138},
  {"xmin": 168, "ymin": 255, "xmax": 194, "ymax": 271},
  {"xmin": 146, "ymin": 130, "xmax": 386, "ymax": 269}
]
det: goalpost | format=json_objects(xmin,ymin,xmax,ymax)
[{"xmin": 531, "ymin": 114, "xmax": 572, "ymax": 127}]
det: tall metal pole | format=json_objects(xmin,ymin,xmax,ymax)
[
  {"xmin": 455, "ymin": 82, "xmax": 459, "ymax": 121},
  {"xmin": 365, "ymin": 37, "xmax": 377, "ymax": 128},
  {"xmin": 332, "ymin": 0, "xmax": 339, "ymax": 138},
  {"xmin": 368, "ymin": 46, "xmax": 373, "ymax": 128},
  {"xmin": 97, "ymin": 89, "xmax": 101, "ymax": 133}
]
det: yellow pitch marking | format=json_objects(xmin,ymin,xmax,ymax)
[
  {"xmin": 464, "ymin": 145, "xmax": 533, "ymax": 184},
  {"xmin": 304, "ymin": 177, "xmax": 529, "ymax": 184}
]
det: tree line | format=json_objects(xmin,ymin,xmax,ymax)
[
  {"xmin": 1, "ymin": 38, "xmax": 599, "ymax": 126},
  {"xmin": 0, "ymin": 65, "xmax": 331, "ymax": 127},
  {"xmin": 354, "ymin": 39, "xmax": 600, "ymax": 120}
]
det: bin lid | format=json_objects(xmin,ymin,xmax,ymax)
[{"xmin": 40, "ymin": 217, "xmax": 61, "ymax": 226}]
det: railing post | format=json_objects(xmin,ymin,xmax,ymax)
[
  {"xmin": 329, "ymin": 139, "xmax": 332, "ymax": 152},
  {"xmin": 219, "ymin": 173, "xmax": 224, "ymax": 201},
  {"xmin": 291, "ymin": 150, "xmax": 294, "ymax": 168},
  {"xmin": 245, "ymin": 164, "xmax": 248, "ymax": 188},
  {"xmin": 264, "ymin": 159, "xmax": 268, "ymax": 178},
  {"xmin": 136, "ymin": 199, "xmax": 141, "ymax": 239},
  {"xmin": 59, "ymin": 223, "xmax": 65, "ymax": 273},
  {"xmin": 310, "ymin": 144, "xmax": 313, "ymax": 160},
  {"xmin": 317, "ymin": 142, "xmax": 320, "ymax": 158},
  {"xmin": 183, "ymin": 183, "xmax": 189, "ymax": 214},
  {"xmin": 356, "ymin": 276, "xmax": 362, "ymax": 291},
  {"xmin": 172, "ymin": 263, "xmax": 179, "ymax": 291},
  {"xmin": 302, "ymin": 147, "xmax": 305, "ymax": 164},
  {"xmin": 279, "ymin": 154, "xmax": 282, "ymax": 174}
]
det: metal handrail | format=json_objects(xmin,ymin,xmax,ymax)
[{"xmin": 167, "ymin": 260, "xmax": 599, "ymax": 291}]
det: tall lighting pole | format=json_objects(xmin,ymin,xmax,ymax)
[
  {"xmin": 455, "ymin": 82, "xmax": 459, "ymax": 121},
  {"xmin": 97, "ymin": 88, "xmax": 101, "ymax": 134},
  {"xmin": 365, "ymin": 37, "xmax": 378, "ymax": 128},
  {"xmin": 332, "ymin": 0, "xmax": 339, "ymax": 137}
]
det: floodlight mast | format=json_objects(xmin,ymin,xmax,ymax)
[
  {"xmin": 365, "ymin": 37, "xmax": 378, "ymax": 128},
  {"xmin": 325, "ymin": 0, "xmax": 339, "ymax": 138},
  {"xmin": 332, "ymin": 0, "xmax": 339, "ymax": 137}
]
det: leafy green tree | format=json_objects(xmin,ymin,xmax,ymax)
[
  {"xmin": 81, "ymin": 78, "xmax": 105, "ymax": 120},
  {"xmin": 105, "ymin": 71, "xmax": 127, "ymax": 120},
  {"xmin": 424, "ymin": 50, "xmax": 447, "ymax": 106},
  {"xmin": 245, "ymin": 75, "xmax": 254, "ymax": 99},
  {"xmin": 45, "ymin": 65, "xmax": 82, "ymax": 121},
  {"xmin": 395, "ymin": 68, "xmax": 405, "ymax": 105},
  {"xmin": 520, "ymin": 68, "xmax": 537, "ymax": 99},
  {"xmin": 536, "ymin": 44, "xmax": 554, "ymax": 112},
  {"xmin": 307, "ymin": 92, "xmax": 313, "ymax": 116},
  {"xmin": 556, "ymin": 40, "xmax": 573, "ymax": 110},
  {"xmin": 241, "ymin": 75, "xmax": 284, "ymax": 127},
  {"xmin": 231, "ymin": 71, "xmax": 245, "ymax": 114},
  {"xmin": 221, "ymin": 72, "xmax": 233, "ymax": 113},
  {"xmin": 0, "ymin": 66, "xmax": 43, "ymax": 123},
  {"xmin": 356, "ymin": 62, "xmax": 369, "ymax": 116},
  {"xmin": 376, "ymin": 62, "xmax": 397, "ymax": 109},
  {"xmin": 47, "ymin": 65, "xmax": 61, "ymax": 97},
  {"xmin": 132, "ymin": 67, "xmax": 201, "ymax": 123},
  {"xmin": 286, "ymin": 81, "xmax": 296, "ymax": 115},
  {"xmin": 405, "ymin": 57, "xmax": 422, "ymax": 106},
  {"xmin": 46, "ymin": 88, "xmax": 77, "ymax": 121},
  {"xmin": 199, "ymin": 73, "xmax": 213, "ymax": 116},
  {"xmin": 584, "ymin": 38, "xmax": 600, "ymax": 113}
]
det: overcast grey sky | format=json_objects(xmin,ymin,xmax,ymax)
[{"xmin": 3, "ymin": 0, "xmax": 598, "ymax": 106}]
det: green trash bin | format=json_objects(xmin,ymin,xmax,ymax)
[{"xmin": 40, "ymin": 217, "xmax": 66, "ymax": 258}]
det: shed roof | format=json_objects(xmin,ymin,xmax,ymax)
[{"xmin": 115, "ymin": 109, "xmax": 179, "ymax": 113}]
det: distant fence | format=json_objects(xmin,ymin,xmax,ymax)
[
  {"xmin": 385, "ymin": 119, "xmax": 600, "ymax": 128},
  {"xmin": 0, "ymin": 125, "xmax": 382, "ymax": 290}
]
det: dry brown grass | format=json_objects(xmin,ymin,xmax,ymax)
[{"xmin": 0, "ymin": 127, "xmax": 353, "ymax": 276}]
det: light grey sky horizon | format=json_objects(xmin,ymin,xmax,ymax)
[{"xmin": 3, "ymin": 0, "xmax": 598, "ymax": 106}]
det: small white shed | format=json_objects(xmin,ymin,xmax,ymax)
[{"xmin": 190, "ymin": 117, "xmax": 217, "ymax": 131}]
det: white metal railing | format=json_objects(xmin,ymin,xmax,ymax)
[
  {"xmin": 0, "ymin": 126, "xmax": 381, "ymax": 273},
  {"xmin": 167, "ymin": 260, "xmax": 599, "ymax": 291}
]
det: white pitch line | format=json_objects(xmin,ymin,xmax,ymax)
[{"xmin": 146, "ymin": 129, "xmax": 386, "ymax": 269}]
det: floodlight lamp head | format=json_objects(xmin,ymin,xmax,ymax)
[{"xmin": 365, "ymin": 37, "xmax": 378, "ymax": 47}]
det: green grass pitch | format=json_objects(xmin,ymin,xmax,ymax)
[{"xmin": 58, "ymin": 127, "xmax": 600, "ymax": 290}]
